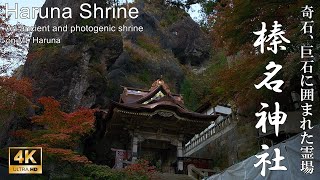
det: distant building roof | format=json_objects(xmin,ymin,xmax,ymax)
[{"xmin": 196, "ymin": 101, "xmax": 232, "ymax": 116}]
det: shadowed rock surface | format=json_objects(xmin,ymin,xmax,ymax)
[{"xmin": 22, "ymin": 0, "xmax": 212, "ymax": 112}]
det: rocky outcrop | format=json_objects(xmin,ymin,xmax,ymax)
[
  {"xmin": 123, "ymin": 2, "xmax": 211, "ymax": 66},
  {"xmin": 29, "ymin": 0, "xmax": 107, "ymax": 45},
  {"xmin": 22, "ymin": 0, "xmax": 212, "ymax": 111},
  {"xmin": 168, "ymin": 16, "xmax": 211, "ymax": 66}
]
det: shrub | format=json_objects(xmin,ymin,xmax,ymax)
[
  {"xmin": 0, "ymin": 77, "xmax": 32, "ymax": 117},
  {"xmin": 124, "ymin": 159, "xmax": 156, "ymax": 180}
]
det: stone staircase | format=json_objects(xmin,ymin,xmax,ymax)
[{"xmin": 152, "ymin": 173, "xmax": 195, "ymax": 180}]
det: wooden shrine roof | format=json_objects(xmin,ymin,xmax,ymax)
[{"xmin": 105, "ymin": 79, "xmax": 218, "ymax": 136}]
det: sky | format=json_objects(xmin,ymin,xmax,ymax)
[{"xmin": 1, "ymin": 0, "xmax": 201, "ymax": 26}]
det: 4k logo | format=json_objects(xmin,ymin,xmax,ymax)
[{"xmin": 9, "ymin": 147, "xmax": 42, "ymax": 174}]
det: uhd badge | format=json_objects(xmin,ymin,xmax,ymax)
[{"xmin": 9, "ymin": 147, "xmax": 42, "ymax": 174}]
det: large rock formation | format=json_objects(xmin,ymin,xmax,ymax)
[{"xmin": 22, "ymin": 0, "xmax": 212, "ymax": 112}]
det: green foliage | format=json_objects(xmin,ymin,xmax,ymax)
[
  {"xmin": 27, "ymin": 45, "xmax": 61, "ymax": 66},
  {"xmin": 82, "ymin": 164, "xmax": 126, "ymax": 180},
  {"xmin": 136, "ymin": 35, "xmax": 161, "ymax": 54},
  {"xmin": 124, "ymin": 38, "xmax": 172, "ymax": 63},
  {"xmin": 205, "ymin": 52, "xmax": 228, "ymax": 74},
  {"xmin": 201, "ymin": 0, "xmax": 217, "ymax": 16},
  {"xmin": 180, "ymin": 79, "xmax": 198, "ymax": 110},
  {"xmin": 180, "ymin": 52, "xmax": 227, "ymax": 110},
  {"xmin": 76, "ymin": 31, "xmax": 119, "ymax": 45},
  {"xmin": 124, "ymin": 41, "xmax": 144, "ymax": 62},
  {"xmin": 138, "ymin": 70, "xmax": 152, "ymax": 84}
]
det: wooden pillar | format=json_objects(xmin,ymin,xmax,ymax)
[
  {"xmin": 177, "ymin": 141, "xmax": 183, "ymax": 171},
  {"xmin": 132, "ymin": 136, "xmax": 138, "ymax": 163}
]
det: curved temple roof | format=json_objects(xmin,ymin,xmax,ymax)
[{"xmin": 105, "ymin": 79, "xmax": 218, "ymax": 136}]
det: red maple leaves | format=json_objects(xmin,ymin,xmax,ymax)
[
  {"xmin": 124, "ymin": 159, "xmax": 156, "ymax": 179},
  {"xmin": 33, "ymin": 97, "xmax": 95, "ymax": 136},
  {"xmin": 8, "ymin": 96, "xmax": 96, "ymax": 164},
  {"xmin": 29, "ymin": 97, "xmax": 96, "ymax": 163},
  {"xmin": 0, "ymin": 77, "xmax": 32, "ymax": 99}
]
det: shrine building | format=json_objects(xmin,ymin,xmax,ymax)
[{"xmin": 104, "ymin": 79, "xmax": 218, "ymax": 173}]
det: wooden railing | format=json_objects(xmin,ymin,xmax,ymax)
[
  {"xmin": 184, "ymin": 115, "xmax": 233, "ymax": 155},
  {"xmin": 187, "ymin": 164, "xmax": 217, "ymax": 180}
]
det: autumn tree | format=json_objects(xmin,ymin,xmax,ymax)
[
  {"xmin": 0, "ymin": 77, "xmax": 32, "ymax": 152},
  {"xmin": 197, "ymin": 0, "xmax": 320, "ymax": 111},
  {"xmin": 0, "ymin": 77, "xmax": 32, "ymax": 116},
  {"xmin": 12, "ymin": 97, "xmax": 96, "ymax": 164},
  {"xmin": 124, "ymin": 159, "xmax": 156, "ymax": 179}
]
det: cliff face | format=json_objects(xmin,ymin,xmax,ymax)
[{"xmin": 22, "ymin": 0, "xmax": 211, "ymax": 111}]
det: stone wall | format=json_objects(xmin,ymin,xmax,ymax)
[{"xmin": 187, "ymin": 116, "xmax": 260, "ymax": 170}]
